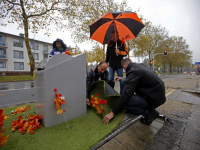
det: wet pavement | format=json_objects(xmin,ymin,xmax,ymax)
[
  {"xmin": 101, "ymin": 74, "xmax": 200, "ymax": 150},
  {"xmin": 0, "ymin": 81, "xmax": 34, "ymax": 90}
]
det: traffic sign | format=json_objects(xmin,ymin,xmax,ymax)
[{"xmin": 195, "ymin": 62, "xmax": 200, "ymax": 65}]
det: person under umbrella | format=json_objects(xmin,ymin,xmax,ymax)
[{"xmin": 105, "ymin": 30, "xmax": 128, "ymax": 94}]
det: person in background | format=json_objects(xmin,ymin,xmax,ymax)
[
  {"xmin": 105, "ymin": 30, "xmax": 128, "ymax": 94},
  {"xmin": 49, "ymin": 38, "xmax": 71, "ymax": 57},
  {"xmin": 103, "ymin": 58, "xmax": 166, "ymax": 125},
  {"xmin": 86, "ymin": 61, "xmax": 115, "ymax": 106}
]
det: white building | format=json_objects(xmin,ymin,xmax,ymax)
[{"xmin": 0, "ymin": 31, "xmax": 52, "ymax": 75}]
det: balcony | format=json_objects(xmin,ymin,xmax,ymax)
[
  {"xmin": 43, "ymin": 49, "xmax": 49, "ymax": 53},
  {"xmin": 0, "ymin": 42, "xmax": 8, "ymax": 48},
  {"xmin": 0, "ymin": 54, "xmax": 8, "ymax": 60}
]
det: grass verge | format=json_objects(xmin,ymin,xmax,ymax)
[{"xmin": 0, "ymin": 76, "xmax": 33, "ymax": 82}]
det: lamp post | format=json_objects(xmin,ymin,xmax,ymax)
[{"xmin": 33, "ymin": 32, "xmax": 37, "ymax": 68}]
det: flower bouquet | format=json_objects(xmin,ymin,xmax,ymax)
[
  {"xmin": 0, "ymin": 109, "xmax": 9, "ymax": 146},
  {"xmin": 90, "ymin": 94, "xmax": 107, "ymax": 115}
]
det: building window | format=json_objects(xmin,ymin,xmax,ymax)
[
  {"xmin": 0, "ymin": 62, "xmax": 6, "ymax": 68},
  {"xmin": 13, "ymin": 39, "xmax": 23, "ymax": 47},
  {"xmin": 0, "ymin": 36, "xmax": 6, "ymax": 46},
  {"xmin": 14, "ymin": 62, "xmax": 24, "ymax": 70},
  {"xmin": 14, "ymin": 50, "xmax": 23, "ymax": 59},
  {"xmin": 44, "ymin": 54, "xmax": 48, "ymax": 59},
  {"xmin": 30, "ymin": 42, "xmax": 39, "ymax": 50},
  {"xmin": 0, "ymin": 48, "xmax": 6, "ymax": 58},
  {"xmin": 33, "ymin": 53, "xmax": 39, "ymax": 60},
  {"xmin": 43, "ymin": 45, "xmax": 48, "ymax": 52}
]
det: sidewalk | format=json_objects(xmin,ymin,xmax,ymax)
[{"xmin": 97, "ymin": 74, "xmax": 200, "ymax": 150}]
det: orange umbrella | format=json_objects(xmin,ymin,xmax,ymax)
[{"xmin": 89, "ymin": 11, "xmax": 145, "ymax": 44}]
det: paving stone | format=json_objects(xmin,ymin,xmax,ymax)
[
  {"xmin": 114, "ymin": 128, "xmax": 149, "ymax": 150},
  {"xmin": 145, "ymin": 118, "xmax": 186, "ymax": 150},
  {"xmin": 150, "ymin": 120, "xmax": 164, "ymax": 130},
  {"xmin": 155, "ymin": 118, "xmax": 165, "ymax": 124},
  {"xmin": 183, "ymin": 114, "xmax": 200, "ymax": 144},
  {"xmin": 192, "ymin": 105, "xmax": 200, "ymax": 116},
  {"xmin": 97, "ymin": 138, "xmax": 129, "ymax": 150},
  {"xmin": 128, "ymin": 121, "xmax": 159, "ymax": 138},
  {"xmin": 179, "ymin": 139, "xmax": 200, "ymax": 150}
]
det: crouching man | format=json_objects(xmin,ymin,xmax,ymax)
[
  {"xmin": 103, "ymin": 58, "xmax": 166, "ymax": 125},
  {"xmin": 86, "ymin": 61, "xmax": 115, "ymax": 106}
]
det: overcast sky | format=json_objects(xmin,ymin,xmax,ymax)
[{"xmin": 0, "ymin": 0, "xmax": 199, "ymax": 64}]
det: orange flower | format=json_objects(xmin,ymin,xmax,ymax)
[
  {"xmin": 0, "ymin": 109, "xmax": 9, "ymax": 146},
  {"xmin": 90, "ymin": 94, "xmax": 107, "ymax": 114},
  {"xmin": 11, "ymin": 114, "xmax": 42, "ymax": 135},
  {"xmin": 65, "ymin": 51, "xmax": 71, "ymax": 55},
  {"xmin": 11, "ymin": 105, "xmax": 28, "ymax": 116},
  {"xmin": 53, "ymin": 90, "xmax": 65, "ymax": 114}
]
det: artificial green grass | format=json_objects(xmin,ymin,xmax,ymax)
[{"xmin": 1, "ymin": 81, "xmax": 124, "ymax": 150}]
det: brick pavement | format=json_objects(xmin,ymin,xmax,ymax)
[{"xmin": 97, "ymin": 74, "xmax": 200, "ymax": 150}]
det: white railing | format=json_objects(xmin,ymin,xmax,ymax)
[
  {"xmin": 0, "ymin": 42, "xmax": 7, "ymax": 47},
  {"xmin": 43, "ymin": 49, "xmax": 49, "ymax": 53},
  {"xmin": 0, "ymin": 54, "xmax": 7, "ymax": 59}
]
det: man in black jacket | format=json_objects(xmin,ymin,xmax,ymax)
[
  {"xmin": 103, "ymin": 58, "xmax": 166, "ymax": 125},
  {"xmin": 106, "ymin": 30, "xmax": 128, "ymax": 94},
  {"xmin": 86, "ymin": 61, "xmax": 114, "ymax": 106}
]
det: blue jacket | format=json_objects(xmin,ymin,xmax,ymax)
[
  {"xmin": 49, "ymin": 38, "xmax": 70, "ymax": 57},
  {"xmin": 86, "ymin": 66, "xmax": 109, "ymax": 98}
]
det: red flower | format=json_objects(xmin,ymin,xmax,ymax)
[
  {"xmin": 96, "ymin": 94, "xmax": 99, "ymax": 97},
  {"xmin": 59, "ymin": 94, "xmax": 62, "ymax": 97},
  {"xmin": 30, "ymin": 132, "xmax": 34, "ymax": 135},
  {"xmin": 28, "ymin": 105, "xmax": 30, "ymax": 109},
  {"xmin": 54, "ymin": 88, "xmax": 57, "ymax": 92},
  {"xmin": 99, "ymin": 99, "xmax": 107, "ymax": 105}
]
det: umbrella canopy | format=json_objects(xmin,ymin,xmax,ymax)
[{"xmin": 89, "ymin": 11, "xmax": 145, "ymax": 44}]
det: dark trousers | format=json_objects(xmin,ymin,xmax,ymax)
[
  {"xmin": 122, "ymin": 78, "xmax": 155, "ymax": 116},
  {"xmin": 107, "ymin": 79, "xmax": 115, "ymax": 88}
]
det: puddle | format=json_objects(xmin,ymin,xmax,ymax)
[{"xmin": 0, "ymin": 82, "xmax": 34, "ymax": 90}]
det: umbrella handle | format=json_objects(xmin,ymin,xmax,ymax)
[{"xmin": 116, "ymin": 42, "xmax": 118, "ymax": 56}]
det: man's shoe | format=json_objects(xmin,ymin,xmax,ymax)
[{"xmin": 140, "ymin": 110, "xmax": 159, "ymax": 125}]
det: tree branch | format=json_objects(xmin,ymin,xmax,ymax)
[
  {"xmin": 27, "ymin": 1, "xmax": 60, "ymax": 18},
  {"xmin": 6, "ymin": 0, "xmax": 20, "ymax": 5}
]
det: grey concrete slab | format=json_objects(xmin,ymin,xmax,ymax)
[
  {"xmin": 150, "ymin": 120, "xmax": 164, "ymax": 130},
  {"xmin": 179, "ymin": 139, "xmax": 200, "ymax": 150},
  {"xmin": 145, "ymin": 118, "xmax": 186, "ymax": 150},
  {"xmin": 183, "ymin": 114, "xmax": 200, "ymax": 144},
  {"xmin": 115, "ymin": 128, "xmax": 149, "ymax": 150},
  {"xmin": 192, "ymin": 105, "xmax": 200, "ymax": 116},
  {"xmin": 128, "ymin": 121, "xmax": 159, "ymax": 138},
  {"xmin": 98, "ymin": 138, "xmax": 129, "ymax": 150}
]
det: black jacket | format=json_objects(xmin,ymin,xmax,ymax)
[
  {"xmin": 112, "ymin": 62, "xmax": 166, "ymax": 114},
  {"xmin": 106, "ymin": 39, "xmax": 128, "ymax": 69},
  {"xmin": 86, "ymin": 66, "xmax": 109, "ymax": 98}
]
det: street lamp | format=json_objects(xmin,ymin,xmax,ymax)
[{"xmin": 33, "ymin": 32, "xmax": 37, "ymax": 68}]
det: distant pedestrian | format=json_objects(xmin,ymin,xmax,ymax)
[
  {"xmin": 103, "ymin": 58, "xmax": 166, "ymax": 125},
  {"xmin": 105, "ymin": 30, "xmax": 128, "ymax": 94},
  {"xmin": 49, "ymin": 38, "xmax": 71, "ymax": 57}
]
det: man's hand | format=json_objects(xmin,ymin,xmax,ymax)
[
  {"xmin": 103, "ymin": 111, "xmax": 114, "ymax": 124},
  {"xmin": 115, "ymin": 49, "xmax": 120, "ymax": 54},
  {"xmin": 115, "ymin": 76, "xmax": 123, "ymax": 82},
  {"xmin": 86, "ymin": 98, "xmax": 91, "ymax": 106}
]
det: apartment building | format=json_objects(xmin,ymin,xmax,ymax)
[{"xmin": 0, "ymin": 31, "xmax": 52, "ymax": 75}]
